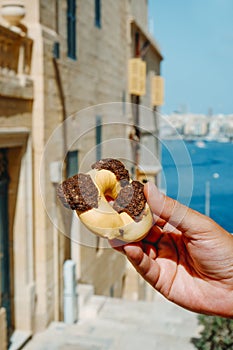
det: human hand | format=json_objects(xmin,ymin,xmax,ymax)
[{"xmin": 111, "ymin": 182, "xmax": 233, "ymax": 318}]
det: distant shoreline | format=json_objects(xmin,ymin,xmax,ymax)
[{"xmin": 160, "ymin": 135, "xmax": 233, "ymax": 143}]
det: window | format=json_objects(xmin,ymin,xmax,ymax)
[
  {"xmin": 67, "ymin": 150, "xmax": 78, "ymax": 178},
  {"xmin": 122, "ymin": 90, "xmax": 126, "ymax": 115},
  {"xmin": 95, "ymin": 0, "xmax": 101, "ymax": 28},
  {"xmin": 110, "ymin": 285, "xmax": 114, "ymax": 298},
  {"xmin": 96, "ymin": 116, "xmax": 102, "ymax": 160},
  {"xmin": 67, "ymin": 0, "xmax": 76, "ymax": 59}
]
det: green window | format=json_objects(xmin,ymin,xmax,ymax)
[
  {"xmin": 95, "ymin": 0, "xmax": 101, "ymax": 28},
  {"xmin": 67, "ymin": 150, "xmax": 78, "ymax": 178},
  {"xmin": 67, "ymin": 0, "xmax": 76, "ymax": 59},
  {"xmin": 96, "ymin": 116, "xmax": 102, "ymax": 160}
]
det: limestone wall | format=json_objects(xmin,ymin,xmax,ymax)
[{"xmin": 0, "ymin": 0, "xmax": 162, "ymax": 338}]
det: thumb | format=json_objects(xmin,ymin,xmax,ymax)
[{"xmin": 144, "ymin": 182, "xmax": 206, "ymax": 234}]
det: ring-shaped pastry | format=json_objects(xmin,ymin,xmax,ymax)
[{"xmin": 57, "ymin": 159, "xmax": 153, "ymax": 242}]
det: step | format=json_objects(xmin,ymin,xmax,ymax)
[
  {"xmin": 9, "ymin": 330, "xmax": 32, "ymax": 350},
  {"xmin": 24, "ymin": 319, "xmax": 197, "ymax": 350},
  {"xmin": 78, "ymin": 295, "xmax": 107, "ymax": 320},
  {"xmin": 23, "ymin": 293, "xmax": 199, "ymax": 350},
  {"xmin": 77, "ymin": 283, "xmax": 95, "ymax": 309},
  {"xmin": 96, "ymin": 295, "xmax": 199, "ymax": 337}
]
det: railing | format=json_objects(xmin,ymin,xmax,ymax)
[{"xmin": 0, "ymin": 24, "xmax": 32, "ymax": 76}]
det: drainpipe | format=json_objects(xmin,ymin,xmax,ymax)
[
  {"xmin": 63, "ymin": 260, "xmax": 78, "ymax": 324},
  {"xmin": 52, "ymin": 51, "xmax": 70, "ymax": 261},
  {"xmin": 134, "ymin": 31, "xmax": 140, "ymax": 179},
  {"xmin": 49, "ymin": 161, "xmax": 62, "ymax": 322},
  {"xmin": 52, "ymin": 55, "xmax": 68, "ymax": 170},
  {"xmin": 51, "ymin": 51, "xmax": 71, "ymax": 321}
]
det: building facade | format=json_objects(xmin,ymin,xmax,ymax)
[{"xmin": 0, "ymin": 0, "xmax": 162, "ymax": 348}]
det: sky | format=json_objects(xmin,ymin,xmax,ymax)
[{"xmin": 148, "ymin": 0, "xmax": 233, "ymax": 115}]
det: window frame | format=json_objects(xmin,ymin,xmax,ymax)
[
  {"xmin": 67, "ymin": 0, "xmax": 77, "ymax": 59},
  {"xmin": 96, "ymin": 116, "xmax": 102, "ymax": 161},
  {"xmin": 66, "ymin": 150, "xmax": 78, "ymax": 178},
  {"xmin": 95, "ymin": 0, "xmax": 101, "ymax": 28}
]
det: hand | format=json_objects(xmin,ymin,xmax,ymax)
[{"xmin": 111, "ymin": 182, "xmax": 233, "ymax": 318}]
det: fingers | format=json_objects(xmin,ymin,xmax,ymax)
[
  {"xmin": 123, "ymin": 244, "xmax": 160, "ymax": 286},
  {"xmin": 109, "ymin": 238, "xmax": 130, "ymax": 255},
  {"xmin": 152, "ymin": 213, "xmax": 167, "ymax": 228},
  {"xmin": 143, "ymin": 243, "xmax": 157, "ymax": 259},
  {"xmin": 144, "ymin": 182, "xmax": 210, "ymax": 235}
]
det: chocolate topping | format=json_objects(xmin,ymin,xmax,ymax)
[
  {"xmin": 57, "ymin": 173, "xmax": 99, "ymax": 212},
  {"xmin": 113, "ymin": 181, "xmax": 146, "ymax": 222},
  {"xmin": 91, "ymin": 158, "xmax": 129, "ymax": 185},
  {"xmin": 57, "ymin": 159, "xmax": 147, "ymax": 222}
]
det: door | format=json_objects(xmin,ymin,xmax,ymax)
[{"xmin": 0, "ymin": 149, "xmax": 12, "ymax": 340}]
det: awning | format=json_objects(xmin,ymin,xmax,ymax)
[{"xmin": 129, "ymin": 17, "xmax": 163, "ymax": 61}]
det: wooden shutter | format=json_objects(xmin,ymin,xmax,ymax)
[
  {"xmin": 128, "ymin": 58, "xmax": 146, "ymax": 96},
  {"xmin": 151, "ymin": 75, "xmax": 164, "ymax": 106}
]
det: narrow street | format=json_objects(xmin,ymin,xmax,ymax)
[{"xmin": 24, "ymin": 286, "xmax": 200, "ymax": 350}]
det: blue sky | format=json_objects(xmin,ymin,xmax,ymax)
[{"xmin": 148, "ymin": 0, "xmax": 233, "ymax": 115}]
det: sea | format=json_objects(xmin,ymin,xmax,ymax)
[{"xmin": 161, "ymin": 139, "xmax": 233, "ymax": 233}]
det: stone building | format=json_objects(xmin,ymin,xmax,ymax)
[{"xmin": 0, "ymin": 0, "xmax": 163, "ymax": 348}]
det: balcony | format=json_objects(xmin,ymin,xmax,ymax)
[{"xmin": 0, "ymin": 24, "xmax": 33, "ymax": 100}]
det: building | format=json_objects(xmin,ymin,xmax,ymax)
[
  {"xmin": 0, "ymin": 10, "xmax": 34, "ymax": 349},
  {"xmin": 160, "ymin": 113, "xmax": 233, "ymax": 141},
  {"xmin": 0, "ymin": 0, "xmax": 163, "ymax": 348}
]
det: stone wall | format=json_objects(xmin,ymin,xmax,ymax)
[
  {"xmin": 21, "ymin": 0, "xmax": 132, "ymax": 331},
  {"xmin": 0, "ymin": 0, "xmax": 162, "ymax": 339},
  {"xmin": 39, "ymin": 0, "xmax": 130, "ymax": 304}
]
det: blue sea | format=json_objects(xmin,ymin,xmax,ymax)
[{"xmin": 161, "ymin": 140, "xmax": 233, "ymax": 233}]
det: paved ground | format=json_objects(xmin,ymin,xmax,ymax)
[{"xmin": 23, "ymin": 289, "xmax": 200, "ymax": 350}]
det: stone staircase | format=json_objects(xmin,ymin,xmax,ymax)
[{"xmin": 23, "ymin": 285, "xmax": 200, "ymax": 350}]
